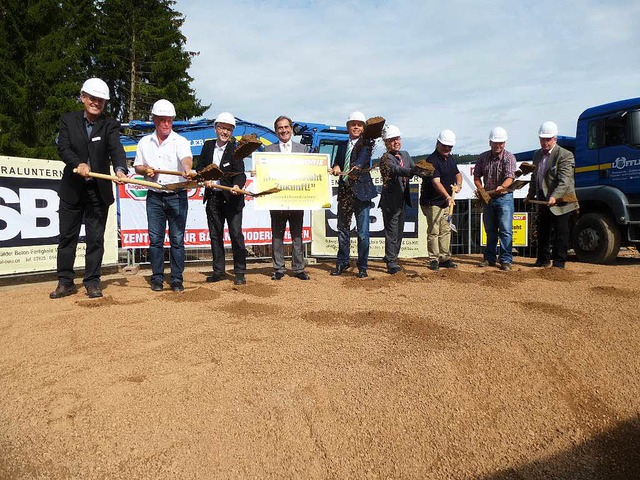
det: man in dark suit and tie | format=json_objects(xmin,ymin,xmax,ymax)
[
  {"xmin": 526, "ymin": 121, "xmax": 579, "ymax": 269},
  {"xmin": 50, "ymin": 78, "xmax": 128, "ymax": 299},
  {"xmin": 379, "ymin": 125, "xmax": 416, "ymax": 274},
  {"xmin": 330, "ymin": 111, "xmax": 377, "ymax": 278},
  {"xmin": 264, "ymin": 115, "xmax": 310, "ymax": 281},
  {"xmin": 199, "ymin": 112, "xmax": 248, "ymax": 285}
]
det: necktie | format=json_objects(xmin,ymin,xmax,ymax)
[
  {"xmin": 538, "ymin": 151, "xmax": 549, "ymax": 191},
  {"xmin": 395, "ymin": 153, "xmax": 407, "ymax": 188},
  {"xmin": 343, "ymin": 142, "xmax": 353, "ymax": 184}
]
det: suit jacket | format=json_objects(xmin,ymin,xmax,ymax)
[
  {"xmin": 56, "ymin": 110, "xmax": 127, "ymax": 206},
  {"xmin": 199, "ymin": 139, "xmax": 247, "ymax": 212},
  {"xmin": 379, "ymin": 150, "xmax": 415, "ymax": 211},
  {"xmin": 527, "ymin": 144, "xmax": 579, "ymax": 215},
  {"xmin": 332, "ymin": 137, "xmax": 377, "ymax": 201},
  {"xmin": 264, "ymin": 140, "xmax": 308, "ymax": 154}
]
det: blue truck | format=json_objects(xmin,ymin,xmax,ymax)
[
  {"xmin": 120, "ymin": 118, "xmax": 349, "ymax": 167},
  {"xmin": 516, "ymin": 97, "xmax": 640, "ymax": 263}
]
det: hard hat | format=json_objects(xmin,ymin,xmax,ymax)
[
  {"xmin": 538, "ymin": 121, "xmax": 559, "ymax": 138},
  {"xmin": 214, "ymin": 111, "xmax": 236, "ymax": 127},
  {"xmin": 346, "ymin": 111, "xmax": 366, "ymax": 124},
  {"xmin": 151, "ymin": 99, "xmax": 176, "ymax": 117},
  {"xmin": 80, "ymin": 78, "xmax": 110, "ymax": 100},
  {"xmin": 382, "ymin": 125, "xmax": 401, "ymax": 140},
  {"xmin": 437, "ymin": 129, "xmax": 456, "ymax": 146},
  {"xmin": 489, "ymin": 127, "xmax": 508, "ymax": 142}
]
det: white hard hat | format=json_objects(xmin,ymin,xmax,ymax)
[
  {"xmin": 214, "ymin": 111, "xmax": 236, "ymax": 127},
  {"xmin": 151, "ymin": 99, "xmax": 176, "ymax": 117},
  {"xmin": 382, "ymin": 125, "xmax": 401, "ymax": 140},
  {"xmin": 489, "ymin": 127, "xmax": 508, "ymax": 142},
  {"xmin": 347, "ymin": 111, "xmax": 366, "ymax": 124},
  {"xmin": 80, "ymin": 78, "xmax": 110, "ymax": 100},
  {"xmin": 538, "ymin": 121, "xmax": 559, "ymax": 138},
  {"xmin": 437, "ymin": 129, "xmax": 456, "ymax": 146}
]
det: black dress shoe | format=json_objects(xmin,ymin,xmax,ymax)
[
  {"xmin": 387, "ymin": 266, "xmax": 401, "ymax": 274},
  {"xmin": 552, "ymin": 262, "xmax": 565, "ymax": 269},
  {"xmin": 428, "ymin": 260, "xmax": 440, "ymax": 271},
  {"xmin": 49, "ymin": 284, "xmax": 78, "ymax": 299},
  {"xmin": 86, "ymin": 285, "xmax": 103, "ymax": 298},
  {"xmin": 151, "ymin": 281, "xmax": 163, "ymax": 291},
  {"xmin": 356, "ymin": 270, "xmax": 368, "ymax": 278},
  {"xmin": 271, "ymin": 272, "xmax": 285, "ymax": 280},
  {"xmin": 439, "ymin": 259, "xmax": 458, "ymax": 269},
  {"xmin": 170, "ymin": 283, "xmax": 184, "ymax": 292},
  {"xmin": 531, "ymin": 261, "xmax": 551, "ymax": 268},
  {"xmin": 330, "ymin": 264, "xmax": 348, "ymax": 276},
  {"xmin": 206, "ymin": 273, "xmax": 225, "ymax": 283},
  {"xmin": 234, "ymin": 274, "xmax": 246, "ymax": 285},
  {"xmin": 294, "ymin": 272, "xmax": 310, "ymax": 280}
]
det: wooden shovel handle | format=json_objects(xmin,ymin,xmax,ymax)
[{"xmin": 73, "ymin": 169, "xmax": 165, "ymax": 190}]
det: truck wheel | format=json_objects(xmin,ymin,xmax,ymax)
[{"xmin": 572, "ymin": 213, "xmax": 621, "ymax": 264}]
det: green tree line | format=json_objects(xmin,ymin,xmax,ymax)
[{"xmin": 0, "ymin": 0, "xmax": 206, "ymax": 160}]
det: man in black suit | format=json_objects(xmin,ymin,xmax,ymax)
[
  {"xmin": 379, "ymin": 125, "xmax": 416, "ymax": 274},
  {"xmin": 199, "ymin": 112, "xmax": 248, "ymax": 285},
  {"xmin": 330, "ymin": 111, "xmax": 377, "ymax": 278},
  {"xmin": 50, "ymin": 78, "xmax": 127, "ymax": 299},
  {"xmin": 264, "ymin": 115, "xmax": 310, "ymax": 281}
]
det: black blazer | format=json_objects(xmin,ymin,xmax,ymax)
[
  {"xmin": 332, "ymin": 137, "xmax": 376, "ymax": 201},
  {"xmin": 56, "ymin": 111, "xmax": 127, "ymax": 206},
  {"xmin": 379, "ymin": 150, "xmax": 415, "ymax": 211},
  {"xmin": 199, "ymin": 139, "xmax": 247, "ymax": 212}
]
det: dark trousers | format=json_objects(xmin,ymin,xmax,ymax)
[
  {"xmin": 205, "ymin": 193, "xmax": 246, "ymax": 276},
  {"xmin": 56, "ymin": 182, "xmax": 108, "ymax": 287},
  {"xmin": 146, "ymin": 190, "xmax": 188, "ymax": 285},
  {"xmin": 382, "ymin": 206, "xmax": 406, "ymax": 269},
  {"xmin": 270, "ymin": 210, "xmax": 305, "ymax": 274},
  {"xmin": 536, "ymin": 206, "xmax": 571, "ymax": 266}
]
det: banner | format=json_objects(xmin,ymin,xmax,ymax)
[
  {"xmin": 252, "ymin": 152, "xmax": 332, "ymax": 210},
  {"xmin": 0, "ymin": 156, "xmax": 118, "ymax": 275},
  {"xmin": 118, "ymin": 175, "xmax": 311, "ymax": 248},
  {"xmin": 311, "ymin": 171, "xmax": 428, "ymax": 258}
]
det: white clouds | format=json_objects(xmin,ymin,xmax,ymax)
[{"xmin": 176, "ymin": 0, "xmax": 640, "ymax": 154}]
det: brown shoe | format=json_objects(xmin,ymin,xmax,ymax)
[{"xmin": 49, "ymin": 284, "xmax": 78, "ymax": 299}]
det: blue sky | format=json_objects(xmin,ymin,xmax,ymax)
[{"xmin": 175, "ymin": 0, "xmax": 640, "ymax": 155}]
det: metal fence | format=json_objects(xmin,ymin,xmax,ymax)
[{"xmin": 119, "ymin": 199, "xmax": 540, "ymax": 267}]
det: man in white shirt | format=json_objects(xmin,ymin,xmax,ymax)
[
  {"xmin": 134, "ymin": 99, "xmax": 194, "ymax": 292},
  {"xmin": 264, "ymin": 115, "xmax": 310, "ymax": 280}
]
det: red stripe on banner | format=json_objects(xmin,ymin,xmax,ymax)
[{"xmin": 121, "ymin": 227, "xmax": 312, "ymax": 248}]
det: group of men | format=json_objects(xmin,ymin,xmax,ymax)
[{"xmin": 49, "ymin": 77, "xmax": 578, "ymax": 299}]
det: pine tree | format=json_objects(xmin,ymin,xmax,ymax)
[{"xmin": 95, "ymin": 0, "xmax": 208, "ymax": 122}]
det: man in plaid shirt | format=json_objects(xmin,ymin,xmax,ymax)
[{"xmin": 473, "ymin": 127, "xmax": 517, "ymax": 271}]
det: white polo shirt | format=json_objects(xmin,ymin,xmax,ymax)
[{"xmin": 134, "ymin": 130, "xmax": 192, "ymax": 192}]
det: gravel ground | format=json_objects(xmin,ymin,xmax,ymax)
[{"xmin": 0, "ymin": 254, "xmax": 639, "ymax": 479}]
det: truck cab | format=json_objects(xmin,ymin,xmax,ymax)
[{"xmin": 572, "ymin": 98, "xmax": 640, "ymax": 263}]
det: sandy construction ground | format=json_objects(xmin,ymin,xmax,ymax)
[{"xmin": 0, "ymin": 254, "xmax": 639, "ymax": 479}]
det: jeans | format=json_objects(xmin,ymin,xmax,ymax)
[
  {"xmin": 146, "ymin": 190, "xmax": 188, "ymax": 285},
  {"xmin": 336, "ymin": 195, "xmax": 371, "ymax": 271},
  {"xmin": 482, "ymin": 192, "xmax": 514, "ymax": 265}
]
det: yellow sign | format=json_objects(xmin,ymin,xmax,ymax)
[
  {"xmin": 252, "ymin": 152, "xmax": 332, "ymax": 210},
  {"xmin": 480, "ymin": 212, "xmax": 528, "ymax": 247}
]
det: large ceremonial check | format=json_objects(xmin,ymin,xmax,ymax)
[
  {"xmin": 0, "ymin": 156, "xmax": 118, "ymax": 275},
  {"xmin": 252, "ymin": 152, "xmax": 332, "ymax": 210}
]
